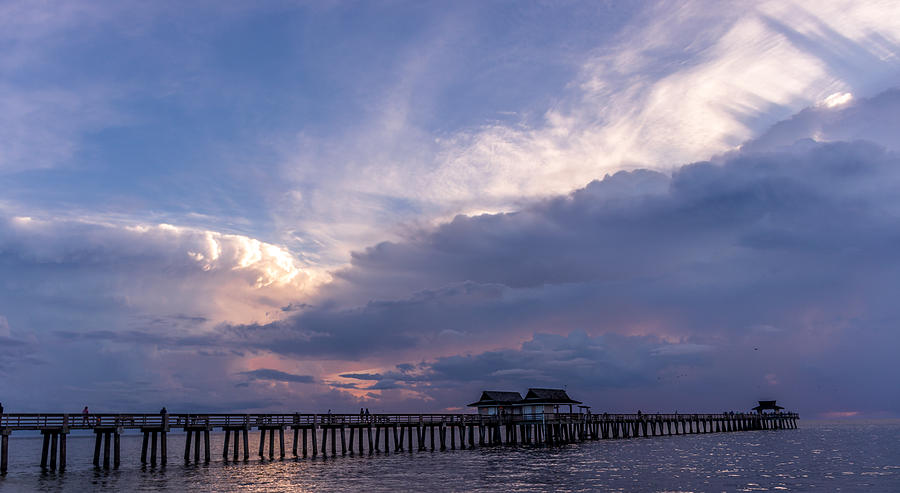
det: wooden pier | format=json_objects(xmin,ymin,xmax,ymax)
[{"xmin": 0, "ymin": 411, "xmax": 799, "ymax": 474}]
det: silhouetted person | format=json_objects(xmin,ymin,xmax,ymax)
[
  {"xmin": 82, "ymin": 406, "xmax": 90, "ymax": 425},
  {"xmin": 159, "ymin": 406, "xmax": 167, "ymax": 415}
]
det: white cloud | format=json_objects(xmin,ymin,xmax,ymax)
[
  {"xmin": 1, "ymin": 214, "xmax": 328, "ymax": 326},
  {"xmin": 275, "ymin": 0, "xmax": 900, "ymax": 265}
]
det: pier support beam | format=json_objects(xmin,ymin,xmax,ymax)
[
  {"xmin": 93, "ymin": 428, "xmax": 122, "ymax": 469},
  {"xmin": 331, "ymin": 427, "xmax": 337, "ymax": 456},
  {"xmin": 38, "ymin": 429, "xmax": 69, "ymax": 470},
  {"xmin": 348, "ymin": 426, "xmax": 354, "ymax": 454},
  {"xmin": 141, "ymin": 428, "xmax": 166, "ymax": 465},
  {"xmin": 258, "ymin": 428, "xmax": 265, "ymax": 458},
  {"xmin": 1, "ymin": 429, "xmax": 8, "ymax": 475},
  {"xmin": 242, "ymin": 428, "xmax": 249, "ymax": 460},
  {"xmin": 303, "ymin": 428, "xmax": 309, "ymax": 457}
]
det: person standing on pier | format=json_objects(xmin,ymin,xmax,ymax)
[{"xmin": 82, "ymin": 406, "xmax": 89, "ymax": 425}]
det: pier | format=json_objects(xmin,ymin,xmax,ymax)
[{"xmin": 0, "ymin": 411, "xmax": 798, "ymax": 473}]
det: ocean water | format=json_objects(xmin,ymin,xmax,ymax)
[{"xmin": 0, "ymin": 421, "xmax": 898, "ymax": 492}]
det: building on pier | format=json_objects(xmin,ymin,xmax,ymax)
[
  {"xmin": 517, "ymin": 388, "xmax": 581, "ymax": 415},
  {"xmin": 467, "ymin": 388, "xmax": 582, "ymax": 416},
  {"xmin": 467, "ymin": 391, "xmax": 523, "ymax": 416},
  {"xmin": 752, "ymin": 400, "xmax": 784, "ymax": 414}
]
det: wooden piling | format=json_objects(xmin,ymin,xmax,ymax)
[
  {"xmin": 223, "ymin": 430, "xmax": 231, "ymax": 459},
  {"xmin": 114, "ymin": 431, "xmax": 121, "ymax": 468},
  {"xmin": 93, "ymin": 432, "xmax": 102, "ymax": 466},
  {"xmin": 348, "ymin": 426, "xmax": 354, "ymax": 454},
  {"xmin": 1, "ymin": 430, "xmax": 9, "ymax": 474},
  {"xmin": 58, "ymin": 433, "xmax": 67, "ymax": 470},
  {"xmin": 141, "ymin": 432, "xmax": 149, "ymax": 463},
  {"xmin": 103, "ymin": 431, "xmax": 111, "ymax": 469},
  {"xmin": 331, "ymin": 427, "xmax": 337, "ymax": 456},
  {"xmin": 256, "ymin": 428, "xmax": 264, "ymax": 458},
  {"xmin": 184, "ymin": 429, "xmax": 193, "ymax": 462},
  {"xmin": 193, "ymin": 430, "xmax": 201, "ymax": 463},
  {"xmin": 49, "ymin": 432, "xmax": 58, "ymax": 469},
  {"xmin": 269, "ymin": 429, "xmax": 275, "ymax": 459},
  {"xmin": 151, "ymin": 431, "xmax": 158, "ymax": 465},
  {"xmin": 417, "ymin": 424, "xmax": 424, "ymax": 451},
  {"xmin": 302, "ymin": 428, "xmax": 308, "ymax": 457},
  {"xmin": 430, "ymin": 424, "xmax": 435, "ymax": 451},
  {"xmin": 373, "ymin": 425, "xmax": 379, "ymax": 453},
  {"xmin": 40, "ymin": 432, "xmax": 49, "ymax": 468},
  {"xmin": 393, "ymin": 425, "xmax": 400, "ymax": 452},
  {"xmin": 408, "ymin": 425, "xmax": 414, "ymax": 451},
  {"xmin": 242, "ymin": 428, "xmax": 249, "ymax": 461},
  {"xmin": 204, "ymin": 430, "xmax": 211, "ymax": 462},
  {"xmin": 450, "ymin": 424, "xmax": 456, "ymax": 450},
  {"xmin": 234, "ymin": 430, "xmax": 241, "ymax": 461}
]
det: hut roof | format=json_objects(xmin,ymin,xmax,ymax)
[
  {"xmin": 521, "ymin": 388, "xmax": 582, "ymax": 405},
  {"xmin": 467, "ymin": 391, "xmax": 523, "ymax": 407},
  {"xmin": 751, "ymin": 400, "xmax": 784, "ymax": 411}
]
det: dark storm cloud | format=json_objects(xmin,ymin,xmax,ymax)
[
  {"xmin": 339, "ymin": 140, "xmax": 900, "ymax": 297},
  {"xmin": 239, "ymin": 126, "xmax": 900, "ymax": 415},
  {"xmin": 238, "ymin": 369, "xmax": 315, "ymax": 384},
  {"xmin": 343, "ymin": 331, "xmax": 713, "ymax": 392},
  {"xmin": 255, "ymin": 138, "xmax": 900, "ymax": 361}
]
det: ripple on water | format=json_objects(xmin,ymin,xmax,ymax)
[{"xmin": 0, "ymin": 422, "xmax": 899, "ymax": 491}]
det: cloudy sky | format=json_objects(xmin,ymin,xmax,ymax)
[{"xmin": 2, "ymin": 0, "xmax": 900, "ymax": 418}]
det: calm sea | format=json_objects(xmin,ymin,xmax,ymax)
[{"xmin": 0, "ymin": 421, "xmax": 898, "ymax": 492}]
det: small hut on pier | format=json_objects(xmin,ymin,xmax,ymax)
[
  {"xmin": 752, "ymin": 400, "xmax": 784, "ymax": 414},
  {"xmin": 467, "ymin": 391, "xmax": 523, "ymax": 416},
  {"xmin": 516, "ymin": 388, "xmax": 581, "ymax": 415}
]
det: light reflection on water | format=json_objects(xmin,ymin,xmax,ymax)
[{"xmin": 1, "ymin": 422, "xmax": 898, "ymax": 492}]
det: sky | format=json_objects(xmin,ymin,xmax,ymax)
[{"xmin": 1, "ymin": 0, "xmax": 900, "ymax": 418}]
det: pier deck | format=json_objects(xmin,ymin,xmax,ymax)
[{"xmin": 0, "ymin": 411, "xmax": 799, "ymax": 474}]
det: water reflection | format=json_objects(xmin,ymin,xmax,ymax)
[{"xmin": 1, "ymin": 423, "xmax": 899, "ymax": 491}]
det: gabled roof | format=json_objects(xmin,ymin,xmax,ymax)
[
  {"xmin": 467, "ymin": 391, "xmax": 523, "ymax": 407},
  {"xmin": 520, "ymin": 388, "xmax": 581, "ymax": 405},
  {"xmin": 752, "ymin": 400, "xmax": 784, "ymax": 411}
]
